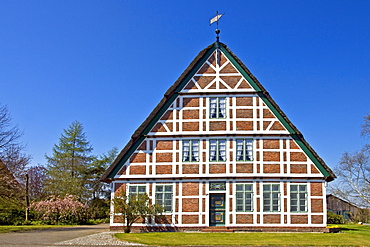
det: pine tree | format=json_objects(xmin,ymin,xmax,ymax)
[{"xmin": 45, "ymin": 121, "xmax": 94, "ymax": 201}]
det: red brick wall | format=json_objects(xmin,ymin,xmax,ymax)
[
  {"xmin": 155, "ymin": 165, "xmax": 172, "ymax": 174},
  {"xmin": 130, "ymin": 153, "xmax": 146, "ymax": 163},
  {"xmin": 129, "ymin": 165, "xmax": 146, "ymax": 175},
  {"xmin": 311, "ymin": 215, "xmax": 324, "ymax": 224},
  {"xmin": 183, "ymin": 98, "xmax": 199, "ymax": 107},
  {"xmin": 263, "ymin": 164, "xmax": 280, "ymax": 173},
  {"xmin": 182, "ymin": 164, "xmax": 199, "ymax": 174},
  {"xmin": 156, "ymin": 140, "xmax": 173, "ymax": 150},
  {"xmin": 290, "ymin": 164, "xmax": 307, "ymax": 173},
  {"xmin": 311, "ymin": 199, "xmax": 324, "ymax": 213},
  {"xmin": 236, "ymin": 164, "xmax": 253, "ymax": 173},
  {"xmin": 291, "ymin": 215, "xmax": 308, "ymax": 224},
  {"xmin": 310, "ymin": 183, "xmax": 323, "ymax": 196},
  {"xmin": 182, "ymin": 198, "xmax": 199, "ymax": 212},
  {"xmin": 182, "ymin": 122, "xmax": 199, "ymax": 131},
  {"xmin": 210, "ymin": 121, "xmax": 226, "ymax": 131},
  {"xmin": 263, "ymin": 214, "xmax": 280, "ymax": 224},
  {"xmin": 156, "ymin": 153, "xmax": 172, "ymax": 163},
  {"xmin": 182, "ymin": 215, "xmax": 199, "ymax": 224},
  {"xmin": 182, "ymin": 182, "xmax": 199, "ymax": 196},
  {"xmin": 236, "ymin": 214, "xmax": 253, "ymax": 224},
  {"xmin": 182, "ymin": 110, "xmax": 199, "ymax": 119},
  {"xmin": 209, "ymin": 164, "xmax": 226, "ymax": 173},
  {"xmin": 263, "ymin": 152, "xmax": 280, "ymax": 162}
]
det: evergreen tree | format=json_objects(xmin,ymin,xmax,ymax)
[{"xmin": 45, "ymin": 121, "xmax": 94, "ymax": 201}]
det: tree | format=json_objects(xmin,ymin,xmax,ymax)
[
  {"xmin": 45, "ymin": 121, "xmax": 94, "ymax": 201},
  {"xmin": 112, "ymin": 192, "xmax": 164, "ymax": 233},
  {"xmin": 30, "ymin": 194, "xmax": 87, "ymax": 224},
  {"xmin": 0, "ymin": 103, "xmax": 31, "ymax": 224},
  {"xmin": 0, "ymin": 104, "xmax": 23, "ymax": 151},
  {"xmin": 332, "ymin": 114, "xmax": 370, "ymax": 207},
  {"xmin": 87, "ymin": 147, "xmax": 118, "ymax": 200},
  {"xmin": 27, "ymin": 165, "xmax": 47, "ymax": 201}
]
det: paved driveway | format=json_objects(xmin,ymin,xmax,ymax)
[{"xmin": 0, "ymin": 224, "xmax": 125, "ymax": 247}]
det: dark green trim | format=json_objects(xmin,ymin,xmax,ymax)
[{"xmin": 292, "ymin": 135, "xmax": 330, "ymax": 177}]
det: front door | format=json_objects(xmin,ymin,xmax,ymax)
[{"xmin": 209, "ymin": 193, "xmax": 226, "ymax": 226}]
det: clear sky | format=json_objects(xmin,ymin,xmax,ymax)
[{"xmin": 1, "ymin": 0, "xmax": 369, "ymax": 171}]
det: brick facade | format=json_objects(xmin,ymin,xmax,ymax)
[{"xmin": 105, "ymin": 43, "xmax": 334, "ymax": 232}]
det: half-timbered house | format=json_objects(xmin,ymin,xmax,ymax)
[{"xmin": 101, "ymin": 42, "xmax": 335, "ymax": 232}]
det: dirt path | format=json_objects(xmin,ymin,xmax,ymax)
[{"xmin": 0, "ymin": 224, "xmax": 110, "ymax": 247}]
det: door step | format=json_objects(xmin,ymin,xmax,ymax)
[{"xmin": 202, "ymin": 227, "xmax": 234, "ymax": 233}]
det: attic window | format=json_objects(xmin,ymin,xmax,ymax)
[{"xmin": 210, "ymin": 97, "xmax": 226, "ymax": 119}]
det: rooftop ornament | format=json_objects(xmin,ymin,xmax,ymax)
[{"xmin": 209, "ymin": 11, "xmax": 225, "ymax": 43}]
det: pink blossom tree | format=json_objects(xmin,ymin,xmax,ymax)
[{"xmin": 30, "ymin": 194, "xmax": 87, "ymax": 224}]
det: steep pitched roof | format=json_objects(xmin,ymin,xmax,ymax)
[{"xmin": 101, "ymin": 42, "xmax": 336, "ymax": 182}]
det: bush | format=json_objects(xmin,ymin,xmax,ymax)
[
  {"xmin": 30, "ymin": 194, "xmax": 88, "ymax": 225},
  {"xmin": 327, "ymin": 210, "xmax": 345, "ymax": 224},
  {"xmin": 0, "ymin": 209, "xmax": 25, "ymax": 225}
]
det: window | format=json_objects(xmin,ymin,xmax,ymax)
[
  {"xmin": 263, "ymin": 184, "xmax": 280, "ymax": 212},
  {"xmin": 236, "ymin": 139, "xmax": 253, "ymax": 161},
  {"xmin": 182, "ymin": 140, "xmax": 199, "ymax": 162},
  {"xmin": 210, "ymin": 97, "xmax": 226, "ymax": 118},
  {"xmin": 155, "ymin": 185, "xmax": 173, "ymax": 212},
  {"xmin": 236, "ymin": 184, "xmax": 253, "ymax": 212},
  {"xmin": 209, "ymin": 139, "xmax": 226, "ymax": 162},
  {"xmin": 128, "ymin": 185, "xmax": 146, "ymax": 198},
  {"xmin": 290, "ymin": 184, "xmax": 307, "ymax": 212}
]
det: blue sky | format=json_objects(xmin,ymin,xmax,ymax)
[{"xmin": 1, "ymin": 0, "xmax": 369, "ymax": 171}]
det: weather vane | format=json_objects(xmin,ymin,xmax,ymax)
[{"xmin": 209, "ymin": 11, "xmax": 225, "ymax": 42}]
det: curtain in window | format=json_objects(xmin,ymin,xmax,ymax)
[
  {"xmin": 219, "ymin": 98, "xmax": 226, "ymax": 118},
  {"xmin": 210, "ymin": 140, "xmax": 217, "ymax": 161},
  {"xmin": 183, "ymin": 141, "xmax": 190, "ymax": 161},
  {"xmin": 192, "ymin": 141, "xmax": 199, "ymax": 161},
  {"xmin": 210, "ymin": 98, "xmax": 217, "ymax": 118},
  {"xmin": 219, "ymin": 140, "xmax": 226, "ymax": 161}
]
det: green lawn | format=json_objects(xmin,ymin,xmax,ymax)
[
  {"xmin": 0, "ymin": 225, "xmax": 74, "ymax": 233},
  {"xmin": 115, "ymin": 224, "xmax": 370, "ymax": 246}
]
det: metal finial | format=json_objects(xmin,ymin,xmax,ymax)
[{"xmin": 210, "ymin": 12, "xmax": 225, "ymax": 42}]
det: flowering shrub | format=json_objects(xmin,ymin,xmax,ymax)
[{"xmin": 30, "ymin": 195, "xmax": 87, "ymax": 224}]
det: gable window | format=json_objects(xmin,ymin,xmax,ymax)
[
  {"xmin": 209, "ymin": 139, "xmax": 226, "ymax": 162},
  {"xmin": 263, "ymin": 184, "xmax": 280, "ymax": 212},
  {"xmin": 236, "ymin": 139, "xmax": 253, "ymax": 161},
  {"xmin": 155, "ymin": 185, "xmax": 173, "ymax": 212},
  {"xmin": 236, "ymin": 184, "xmax": 253, "ymax": 212},
  {"xmin": 210, "ymin": 97, "xmax": 226, "ymax": 119},
  {"xmin": 182, "ymin": 140, "xmax": 199, "ymax": 162},
  {"xmin": 290, "ymin": 184, "xmax": 307, "ymax": 212}
]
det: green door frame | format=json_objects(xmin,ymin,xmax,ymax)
[{"xmin": 209, "ymin": 193, "xmax": 226, "ymax": 226}]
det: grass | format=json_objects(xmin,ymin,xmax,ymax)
[
  {"xmin": 0, "ymin": 225, "xmax": 75, "ymax": 233},
  {"xmin": 115, "ymin": 224, "xmax": 370, "ymax": 246}
]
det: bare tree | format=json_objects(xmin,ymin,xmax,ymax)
[
  {"xmin": 332, "ymin": 114, "xmax": 370, "ymax": 208},
  {"xmin": 0, "ymin": 104, "xmax": 23, "ymax": 150}
]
